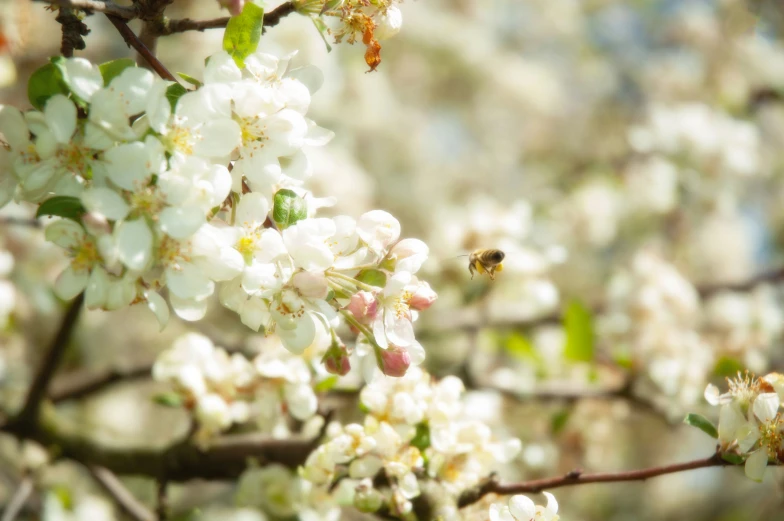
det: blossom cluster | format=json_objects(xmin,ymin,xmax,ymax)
[
  {"xmin": 301, "ymin": 367, "xmax": 521, "ymax": 516},
  {"xmin": 489, "ymin": 492, "xmax": 559, "ymax": 521},
  {"xmin": 153, "ymin": 333, "xmax": 324, "ymax": 440},
  {"xmin": 705, "ymin": 372, "xmax": 784, "ymax": 481},
  {"xmin": 1, "ymin": 50, "xmax": 436, "ymax": 376}
]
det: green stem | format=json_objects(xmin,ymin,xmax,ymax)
[{"xmin": 328, "ymin": 271, "xmax": 379, "ymax": 293}]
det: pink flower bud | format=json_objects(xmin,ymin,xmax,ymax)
[
  {"xmin": 409, "ymin": 282, "xmax": 437, "ymax": 311},
  {"xmin": 218, "ymin": 0, "xmax": 245, "ymax": 15},
  {"xmin": 379, "ymin": 345, "xmax": 411, "ymax": 377},
  {"xmin": 346, "ymin": 290, "xmax": 378, "ymax": 324},
  {"xmin": 323, "ymin": 343, "xmax": 351, "ymax": 376}
]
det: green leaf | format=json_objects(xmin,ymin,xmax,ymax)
[
  {"xmin": 683, "ymin": 413, "xmax": 719, "ymax": 439},
  {"xmin": 166, "ymin": 83, "xmax": 188, "ymax": 111},
  {"xmin": 36, "ymin": 196, "xmax": 86, "ymax": 221},
  {"xmin": 721, "ymin": 452, "xmax": 744, "ymax": 465},
  {"xmin": 714, "ymin": 356, "xmax": 745, "ymax": 378},
  {"xmin": 314, "ymin": 376, "xmax": 339, "ymax": 393},
  {"xmin": 28, "ymin": 62, "xmax": 69, "ymax": 110},
  {"xmin": 505, "ymin": 332, "xmax": 538, "ymax": 361},
  {"xmin": 563, "ymin": 300, "xmax": 595, "ymax": 363},
  {"xmin": 355, "ymin": 269, "xmax": 387, "ymax": 288},
  {"xmin": 551, "ymin": 409, "xmax": 571, "ymax": 435},
  {"xmin": 222, "ymin": 3, "xmax": 265, "ymax": 67},
  {"xmin": 410, "ymin": 423, "xmax": 430, "ymax": 451},
  {"xmin": 52, "ymin": 485, "xmax": 74, "ymax": 510},
  {"xmin": 310, "ymin": 17, "xmax": 333, "ymax": 52},
  {"xmin": 272, "ymin": 189, "xmax": 307, "ymax": 229},
  {"xmin": 99, "ymin": 58, "xmax": 136, "ymax": 85},
  {"xmin": 153, "ymin": 392, "xmax": 184, "ymax": 408},
  {"xmin": 177, "ymin": 72, "xmax": 203, "ymax": 87}
]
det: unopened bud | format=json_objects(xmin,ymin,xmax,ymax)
[
  {"xmin": 346, "ymin": 290, "xmax": 378, "ymax": 324},
  {"xmin": 379, "ymin": 345, "xmax": 411, "ymax": 377},
  {"xmin": 354, "ymin": 479, "xmax": 384, "ymax": 513},
  {"xmin": 374, "ymin": 5, "xmax": 403, "ymax": 40},
  {"xmin": 322, "ymin": 341, "xmax": 351, "ymax": 376},
  {"xmin": 218, "ymin": 0, "xmax": 245, "ymax": 16},
  {"xmin": 409, "ymin": 282, "xmax": 437, "ymax": 311}
]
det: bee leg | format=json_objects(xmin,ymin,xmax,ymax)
[
  {"xmin": 488, "ymin": 268, "xmax": 495, "ymax": 280},
  {"xmin": 469, "ymin": 263, "xmax": 475, "ymax": 279}
]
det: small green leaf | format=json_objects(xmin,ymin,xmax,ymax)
[
  {"xmin": 28, "ymin": 62, "xmax": 69, "ymax": 110},
  {"xmin": 311, "ymin": 17, "xmax": 333, "ymax": 52},
  {"xmin": 314, "ymin": 376, "xmax": 339, "ymax": 393},
  {"xmin": 99, "ymin": 58, "xmax": 136, "ymax": 85},
  {"xmin": 153, "ymin": 392, "xmax": 184, "ymax": 408},
  {"xmin": 505, "ymin": 332, "xmax": 538, "ymax": 361},
  {"xmin": 355, "ymin": 269, "xmax": 387, "ymax": 288},
  {"xmin": 272, "ymin": 189, "xmax": 307, "ymax": 229},
  {"xmin": 563, "ymin": 300, "xmax": 595, "ymax": 363},
  {"xmin": 714, "ymin": 356, "xmax": 745, "ymax": 378},
  {"xmin": 223, "ymin": 3, "xmax": 265, "ymax": 67},
  {"xmin": 721, "ymin": 452, "xmax": 744, "ymax": 465},
  {"xmin": 684, "ymin": 413, "xmax": 719, "ymax": 439},
  {"xmin": 36, "ymin": 196, "xmax": 86, "ymax": 221},
  {"xmin": 166, "ymin": 83, "xmax": 188, "ymax": 111},
  {"xmin": 52, "ymin": 485, "xmax": 73, "ymax": 510},
  {"xmin": 410, "ymin": 423, "xmax": 430, "ymax": 451},
  {"xmin": 177, "ymin": 72, "xmax": 203, "ymax": 87},
  {"xmin": 551, "ymin": 409, "xmax": 571, "ymax": 435}
]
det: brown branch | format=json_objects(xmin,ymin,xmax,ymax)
[
  {"xmin": 55, "ymin": 7, "xmax": 89, "ymax": 57},
  {"xmin": 0, "ymin": 217, "xmax": 42, "ymax": 228},
  {"xmin": 161, "ymin": 1, "xmax": 296, "ymax": 35},
  {"xmin": 457, "ymin": 452, "xmax": 731, "ymax": 508},
  {"xmin": 50, "ymin": 363, "xmax": 152, "ymax": 403},
  {"xmin": 156, "ymin": 479, "xmax": 168, "ymax": 521},
  {"xmin": 104, "ymin": 15, "xmax": 177, "ymax": 81},
  {"xmin": 1, "ymin": 477, "xmax": 34, "ymax": 521},
  {"xmin": 88, "ymin": 466, "xmax": 155, "ymax": 521},
  {"xmin": 12, "ymin": 293, "xmax": 84, "ymax": 429},
  {"xmin": 32, "ymin": 0, "xmax": 137, "ymax": 19},
  {"xmin": 3, "ymin": 405, "xmax": 325, "ymax": 482}
]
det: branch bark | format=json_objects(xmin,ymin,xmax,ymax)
[
  {"xmin": 457, "ymin": 453, "xmax": 731, "ymax": 508},
  {"xmin": 161, "ymin": 2, "xmax": 296, "ymax": 35},
  {"xmin": 32, "ymin": 0, "xmax": 137, "ymax": 19},
  {"xmin": 104, "ymin": 15, "xmax": 177, "ymax": 81},
  {"xmin": 88, "ymin": 466, "xmax": 156, "ymax": 521}
]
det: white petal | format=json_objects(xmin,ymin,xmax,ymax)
[
  {"xmin": 236, "ymin": 192, "xmax": 269, "ymax": 226},
  {"xmin": 110, "ymin": 68, "xmax": 155, "ymax": 115},
  {"xmin": 146, "ymin": 81, "xmax": 172, "ymax": 134},
  {"xmin": 104, "ymin": 277, "xmax": 136, "ymax": 310},
  {"xmin": 745, "ymin": 449, "xmax": 769, "ymax": 482},
  {"xmin": 115, "ymin": 219, "xmax": 153, "ymax": 271},
  {"xmin": 240, "ymin": 297, "xmax": 270, "ymax": 332},
  {"xmin": 104, "ymin": 142, "xmax": 155, "ymax": 190},
  {"xmin": 145, "ymin": 290, "xmax": 169, "ymax": 330},
  {"xmin": 194, "ymin": 119, "xmax": 241, "ymax": 158},
  {"xmin": 287, "ymin": 65, "xmax": 323, "ymax": 95},
  {"xmin": 45, "ymin": 219, "xmax": 85, "ymax": 249},
  {"xmin": 508, "ymin": 495, "xmax": 536, "ymax": 521},
  {"xmin": 193, "ymin": 247, "xmax": 244, "ymax": 282},
  {"xmin": 704, "ymin": 384, "xmax": 722, "ymax": 406},
  {"xmin": 81, "ymin": 187, "xmax": 129, "ymax": 221},
  {"xmin": 0, "ymin": 105, "xmax": 30, "ymax": 149},
  {"xmin": 170, "ymin": 293, "xmax": 208, "ymax": 322},
  {"xmin": 304, "ymin": 120, "xmax": 334, "ymax": 146},
  {"xmin": 84, "ymin": 267, "xmax": 109, "ymax": 309},
  {"xmin": 753, "ymin": 393, "xmax": 780, "ymax": 423},
  {"xmin": 204, "ymin": 51, "xmax": 242, "ymax": 84},
  {"xmin": 405, "ymin": 340, "xmax": 425, "ymax": 365},
  {"xmin": 63, "ymin": 57, "xmax": 103, "ymax": 101},
  {"xmin": 54, "ymin": 266, "xmax": 89, "ymax": 300},
  {"xmin": 159, "ymin": 206, "xmax": 205, "ymax": 239},
  {"xmin": 278, "ymin": 314, "xmax": 316, "ymax": 354},
  {"xmin": 489, "ymin": 505, "xmax": 515, "ymax": 521},
  {"xmin": 385, "ymin": 313, "xmax": 414, "ymax": 347},
  {"xmin": 166, "ymin": 263, "xmax": 215, "ymax": 300},
  {"xmin": 542, "ymin": 491, "xmax": 559, "ymax": 515},
  {"xmin": 43, "ymin": 94, "xmax": 76, "ymax": 143}
]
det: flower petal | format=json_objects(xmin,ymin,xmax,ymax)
[
  {"xmin": 166, "ymin": 263, "xmax": 215, "ymax": 300},
  {"xmin": 81, "ymin": 187, "xmax": 130, "ymax": 221},
  {"xmin": 115, "ymin": 218, "xmax": 153, "ymax": 271},
  {"xmin": 745, "ymin": 448, "xmax": 768, "ymax": 482},
  {"xmin": 159, "ymin": 206, "xmax": 205, "ymax": 239},
  {"xmin": 62, "ymin": 57, "xmax": 103, "ymax": 101},
  {"xmin": 170, "ymin": 293, "xmax": 209, "ymax": 322},
  {"xmin": 278, "ymin": 314, "xmax": 316, "ymax": 354},
  {"xmin": 508, "ymin": 495, "xmax": 536, "ymax": 521},
  {"xmin": 43, "ymin": 94, "xmax": 77, "ymax": 143},
  {"xmin": 145, "ymin": 290, "xmax": 170, "ymax": 330},
  {"xmin": 54, "ymin": 266, "xmax": 89, "ymax": 300},
  {"xmin": 84, "ymin": 266, "xmax": 109, "ymax": 309},
  {"xmin": 753, "ymin": 393, "xmax": 780, "ymax": 423}
]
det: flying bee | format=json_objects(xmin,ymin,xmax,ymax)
[{"xmin": 457, "ymin": 249, "xmax": 505, "ymax": 280}]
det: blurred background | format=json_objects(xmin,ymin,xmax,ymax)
[{"xmin": 3, "ymin": 0, "xmax": 784, "ymax": 519}]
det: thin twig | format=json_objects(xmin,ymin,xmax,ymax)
[
  {"xmin": 55, "ymin": 6, "xmax": 89, "ymax": 57},
  {"xmin": 162, "ymin": 1, "xmax": 296, "ymax": 35},
  {"xmin": 156, "ymin": 479, "xmax": 168, "ymax": 521},
  {"xmin": 88, "ymin": 466, "xmax": 155, "ymax": 521},
  {"xmin": 13, "ymin": 293, "xmax": 84, "ymax": 429},
  {"xmin": 32, "ymin": 0, "xmax": 136, "ymax": 19},
  {"xmin": 0, "ymin": 217, "xmax": 42, "ymax": 228},
  {"xmin": 50, "ymin": 363, "xmax": 152, "ymax": 403},
  {"xmin": 104, "ymin": 15, "xmax": 177, "ymax": 81},
  {"xmin": 1, "ymin": 477, "xmax": 34, "ymax": 521},
  {"xmin": 457, "ymin": 453, "xmax": 731, "ymax": 508}
]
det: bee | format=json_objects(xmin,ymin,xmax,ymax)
[{"xmin": 457, "ymin": 249, "xmax": 505, "ymax": 280}]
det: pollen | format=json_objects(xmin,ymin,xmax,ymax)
[
  {"xmin": 394, "ymin": 291, "xmax": 413, "ymax": 319},
  {"xmin": 166, "ymin": 125, "xmax": 194, "ymax": 155},
  {"xmin": 71, "ymin": 238, "xmax": 100, "ymax": 271}
]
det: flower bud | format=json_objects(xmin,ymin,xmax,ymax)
[
  {"xmin": 323, "ymin": 342, "xmax": 351, "ymax": 376},
  {"xmin": 374, "ymin": 6, "xmax": 403, "ymax": 40},
  {"xmin": 409, "ymin": 282, "xmax": 437, "ymax": 311},
  {"xmin": 346, "ymin": 290, "xmax": 378, "ymax": 324},
  {"xmin": 354, "ymin": 479, "xmax": 384, "ymax": 513},
  {"xmin": 379, "ymin": 345, "xmax": 411, "ymax": 377},
  {"xmin": 218, "ymin": 0, "xmax": 245, "ymax": 15}
]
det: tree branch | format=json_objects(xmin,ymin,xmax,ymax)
[
  {"xmin": 155, "ymin": 479, "xmax": 168, "ymax": 521},
  {"xmin": 12, "ymin": 293, "xmax": 84, "ymax": 429},
  {"xmin": 32, "ymin": 0, "xmax": 137, "ymax": 19},
  {"xmin": 4, "ymin": 405, "xmax": 324, "ymax": 482},
  {"xmin": 161, "ymin": 2, "xmax": 296, "ymax": 35},
  {"xmin": 88, "ymin": 466, "xmax": 155, "ymax": 521},
  {"xmin": 1, "ymin": 477, "xmax": 34, "ymax": 521},
  {"xmin": 104, "ymin": 15, "xmax": 177, "ymax": 81},
  {"xmin": 457, "ymin": 452, "xmax": 731, "ymax": 508},
  {"xmin": 50, "ymin": 363, "xmax": 153, "ymax": 403},
  {"xmin": 0, "ymin": 217, "xmax": 42, "ymax": 228}
]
